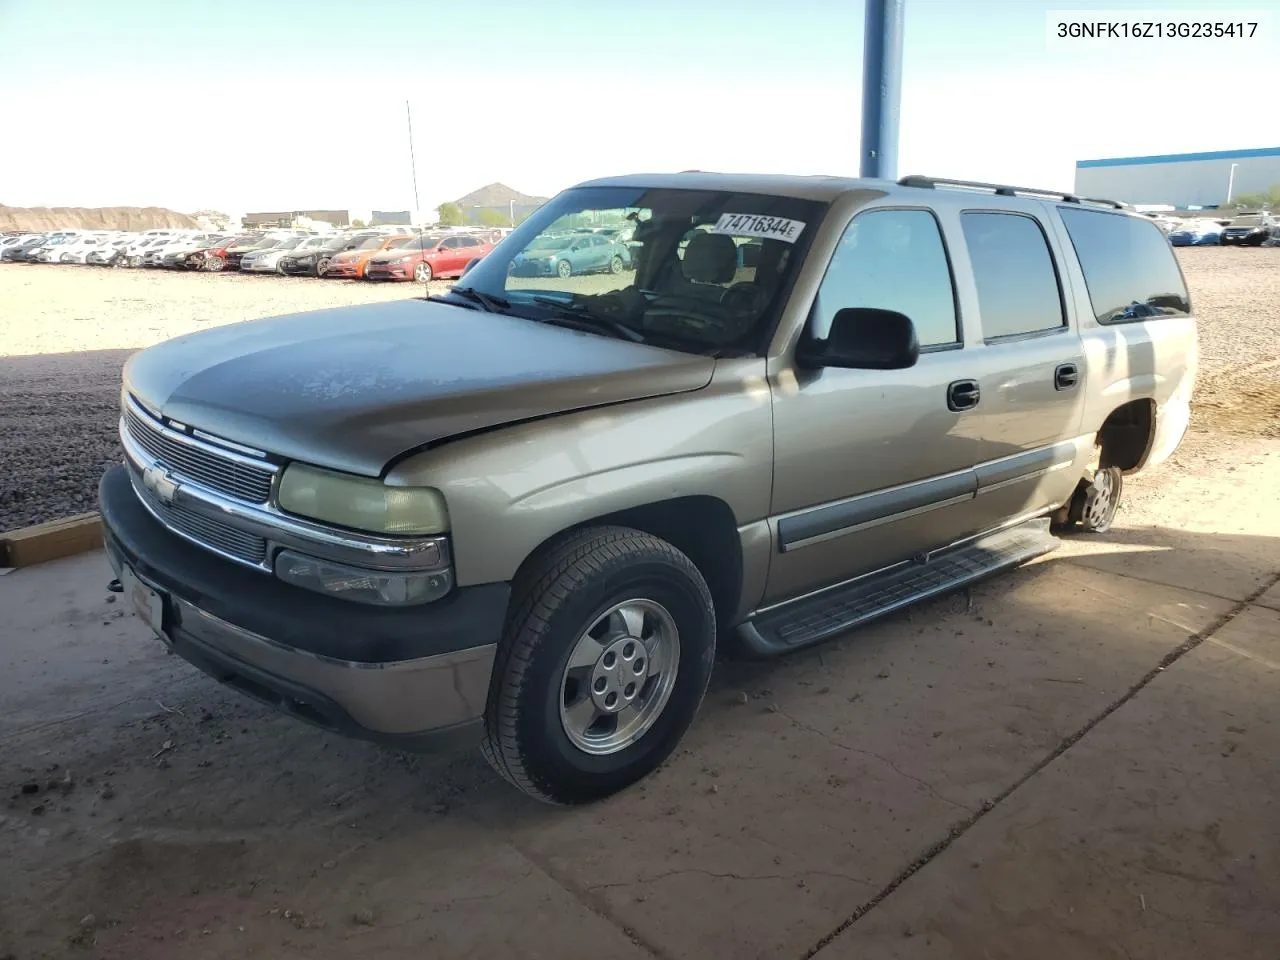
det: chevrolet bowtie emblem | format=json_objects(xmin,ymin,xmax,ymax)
[{"xmin": 142, "ymin": 464, "xmax": 179, "ymax": 504}]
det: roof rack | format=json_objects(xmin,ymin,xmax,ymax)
[{"xmin": 898, "ymin": 175, "xmax": 1128, "ymax": 210}]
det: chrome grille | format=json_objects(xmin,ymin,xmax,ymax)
[
  {"xmin": 124, "ymin": 403, "xmax": 274, "ymax": 504},
  {"xmin": 137, "ymin": 482, "xmax": 268, "ymax": 565}
]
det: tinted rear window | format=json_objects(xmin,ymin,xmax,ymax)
[
  {"xmin": 960, "ymin": 212, "xmax": 1065, "ymax": 339},
  {"xmin": 1058, "ymin": 207, "xmax": 1191, "ymax": 323}
]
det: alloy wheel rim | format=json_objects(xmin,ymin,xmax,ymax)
[
  {"xmin": 1087, "ymin": 469, "xmax": 1116, "ymax": 528},
  {"xmin": 559, "ymin": 598, "xmax": 680, "ymax": 756}
]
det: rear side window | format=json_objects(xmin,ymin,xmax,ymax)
[
  {"xmin": 960, "ymin": 212, "xmax": 1065, "ymax": 339},
  {"xmin": 812, "ymin": 209, "xmax": 959, "ymax": 348},
  {"xmin": 1057, "ymin": 207, "xmax": 1191, "ymax": 323}
]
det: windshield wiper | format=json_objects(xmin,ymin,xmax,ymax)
[
  {"xmin": 429, "ymin": 286, "xmax": 510, "ymax": 313},
  {"xmin": 528, "ymin": 296, "xmax": 647, "ymax": 343}
]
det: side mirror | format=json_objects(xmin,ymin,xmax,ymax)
[{"xmin": 797, "ymin": 307, "xmax": 919, "ymax": 370}]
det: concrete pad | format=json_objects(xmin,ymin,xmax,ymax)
[
  {"xmin": 471, "ymin": 562, "xmax": 1232, "ymax": 960},
  {"xmin": 44, "ymin": 833, "xmax": 652, "ymax": 960},
  {"xmin": 1, "ymin": 551, "xmax": 196, "ymax": 742},
  {"xmin": 1255, "ymin": 579, "xmax": 1280, "ymax": 613},
  {"xmin": 813, "ymin": 604, "xmax": 1280, "ymax": 960},
  {"xmin": 1054, "ymin": 448, "xmax": 1280, "ymax": 601}
]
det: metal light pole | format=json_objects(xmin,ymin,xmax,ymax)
[
  {"xmin": 860, "ymin": 0, "xmax": 905, "ymax": 180},
  {"xmin": 406, "ymin": 100, "xmax": 420, "ymax": 213},
  {"xmin": 1226, "ymin": 162, "xmax": 1238, "ymax": 205}
]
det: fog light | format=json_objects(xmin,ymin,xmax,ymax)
[{"xmin": 274, "ymin": 550, "xmax": 453, "ymax": 606}]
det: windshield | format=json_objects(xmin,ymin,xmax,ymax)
[
  {"xmin": 457, "ymin": 185, "xmax": 825, "ymax": 355},
  {"xmin": 384, "ymin": 235, "xmax": 418, "ymax": 249},
  {"xmin": 273, "ymin": 236, "xmax": 304, "ymax": 250},
  {"xmin": 356, "ymin": 236, "xmax": 385, "ymax": 250},
  {"xmin": 1228, "ymin": 215, "xmax": 1263, "ymax": 226},
  {"xmin": 296, "ymin": 237, "xmax": 327, "ymax": 250}
]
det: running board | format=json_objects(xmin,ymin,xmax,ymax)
[{"xmin": 736, "ymin": 518, "xmax": 1059, "ymax": 658}]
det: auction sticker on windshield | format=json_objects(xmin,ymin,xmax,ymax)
[{"xmin": 712, "ymin": 213, "xmax": 806, "ymax": 243}]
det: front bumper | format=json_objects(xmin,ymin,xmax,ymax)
[
  {"xmin": 99, "ymin": 465, "xmax": 509, "ymax": 751},
  {"xmin": 279, "ymin": 258, "xmax": 318, "ymax": 275},
  {"xmin": 365, "ymin": 261, "xmax": 413, "ymax": 280},
  {"xmin": 323, "ymin": 260, "xmax": 362, "ymax": 277}
]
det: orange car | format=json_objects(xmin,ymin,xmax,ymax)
[{"xmin": 321, "ymin": 234, "xmax": 416, "ymax": 279}]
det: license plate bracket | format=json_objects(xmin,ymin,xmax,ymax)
[{"xmin": 119, "ymin": 563, "xmax": 167, "ymax": 638}]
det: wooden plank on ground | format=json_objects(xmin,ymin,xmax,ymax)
[{"xmin": 0, "ymin": 513, "xmax": 103, "ymax": 567}]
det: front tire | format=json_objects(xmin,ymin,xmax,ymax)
[
  {"xmin": 608, "ymin": 254, "xmax": 624, "ymax": 274},
  {"xmin": 414, "ymin": 261, "xmax": 433, "ymax": 282},
  {"xmin": 316, "ymin": 257, "xmax": 331, "ymax": 277},
  {"xmin": 482, "ymin": 526, "xmax": 716, "ymax": 805},
  {"xmin": 556, "ymin": 258, "xmax": 573, "ymax": 279}
]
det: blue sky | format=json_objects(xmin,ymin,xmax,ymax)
[{"xmin": 1, "ymin": 0, "xmax": 1275, "ymax": 216}]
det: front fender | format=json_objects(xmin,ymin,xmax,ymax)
[{"xmin": 386, "ymin": 358, "xmax": 774, "ymax": 586}]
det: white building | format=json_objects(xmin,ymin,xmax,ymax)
[{"xmin": 1074, "ymin": 147, "xmax": 1280, "ymax": 208}]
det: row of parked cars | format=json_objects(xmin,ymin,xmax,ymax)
[
  {"xmin": 1152, "ymin": 211, "xmax": 1280, "ymax": 247},
  {"xmin": 0, "ymin": 226, "xmax": 514, "ymax": 282}
]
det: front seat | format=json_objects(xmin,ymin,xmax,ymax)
[{"xmin": 672, "ymin": 231, "xmax": 739, "ymax": 302}]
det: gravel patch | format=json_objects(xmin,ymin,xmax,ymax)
[
  {"xmin": 0, "ymin": 267, "xmax": 445, "ymax": 530},
  {"xmin": 1, "ymin": 249, "xmax": 1277, "ymax": 530}
]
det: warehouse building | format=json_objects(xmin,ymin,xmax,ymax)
[
  {"xmin": 242, "ymin": 209, "xmax": 350, "ymax": 229},
  {"xmin": 1074, "ymin": 147, "xmax": 1280, "ymax": 208}
]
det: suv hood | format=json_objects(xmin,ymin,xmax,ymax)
[{"xmin": 123, "ymin": 299, "xmax": 716, "ymax": 477}]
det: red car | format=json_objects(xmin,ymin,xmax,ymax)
[
  {"xmin": 184, "ymin": 234, "xmax": 261, "ymax": 272},
  {"xmin": 363, "ymin": 233, "xmax": 494, "ymax": 282}
]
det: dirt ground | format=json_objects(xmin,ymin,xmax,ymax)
[
  {"xmin": 2, "ymin": 247, "xmax": 1279, "ymax": 529},
  {"xmin": 1, "ymin": 251, "xmax": 1279, "ymax": 960}
]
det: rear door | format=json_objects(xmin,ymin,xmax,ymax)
[
  {"xmin": 439, "ymin": 236, "xmax": 465, "ymax": 272},
  {"xmin": 457, "ymin": 235, "xmax": 487, "ymax": 273},
  {"xmin": 944, "ymin": 205, "xmax": 1089, "ymax": 531}
]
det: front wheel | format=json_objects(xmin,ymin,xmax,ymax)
[
  {"xmin": 482, "ymin": 526, "xmax": 716, "ymax": 805},
  {"xmin": 204, "ymin": 255, "xmax": 226, "ymax": 273},
  {"xmin": 556, "ymin": 258, "xmax": 573, "ymax": 279},
  {"xmin": 315, "ymin": 257, "xmax": 331, "ymax": 277},
  {"xmin": 413, "ymin": 261, "xmax": 433, "ymax": 282},
  {"xmin": 608, "ymin": 255, "xmax": 623, "ymax": 274}
]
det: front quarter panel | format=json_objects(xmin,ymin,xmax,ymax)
[{"xmin": 386, "ymin": 359, "xmax": 774, "ymax": 587}]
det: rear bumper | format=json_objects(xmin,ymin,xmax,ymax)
[{"xmin": 99, "ymin": 466, "xmax": 508, "ymax": 751}]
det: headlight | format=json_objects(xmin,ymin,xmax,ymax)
[
  {"xmin": 277, "ymin": 462, "xmax": 450, "ymax": 534},
  {"xmin": 275, "ymin": 550, "xmax": 453, "ymax": 605}
]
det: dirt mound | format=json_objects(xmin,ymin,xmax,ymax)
[
  {"xmin": 452, "ymin": 183, "xmax": 548, "ymax": 208},
  {"xmin": 0, "ymin": 205, "xmax": 200, "ymax": 232}
]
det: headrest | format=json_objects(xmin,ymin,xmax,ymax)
[{"xmin": 682, "ymin": 232, "xmax": 738, "ymax": 284}]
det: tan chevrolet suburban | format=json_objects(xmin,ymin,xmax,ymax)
[{"xmin": 100, "ymin": 172, "xmax": 1198, "ymax": 804}]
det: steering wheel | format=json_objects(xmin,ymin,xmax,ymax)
[{"xmin": 719, "ymin": 282, "xmax": 768, "ymax": 315}]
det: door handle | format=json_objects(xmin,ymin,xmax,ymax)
[
  {"xmin": 947, "ymin": 379, "xmax": 981, "ymax": 412},
  {"xmin": 1055, "ymin": 363, "xmax": 1079, "ymax": 391}
]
